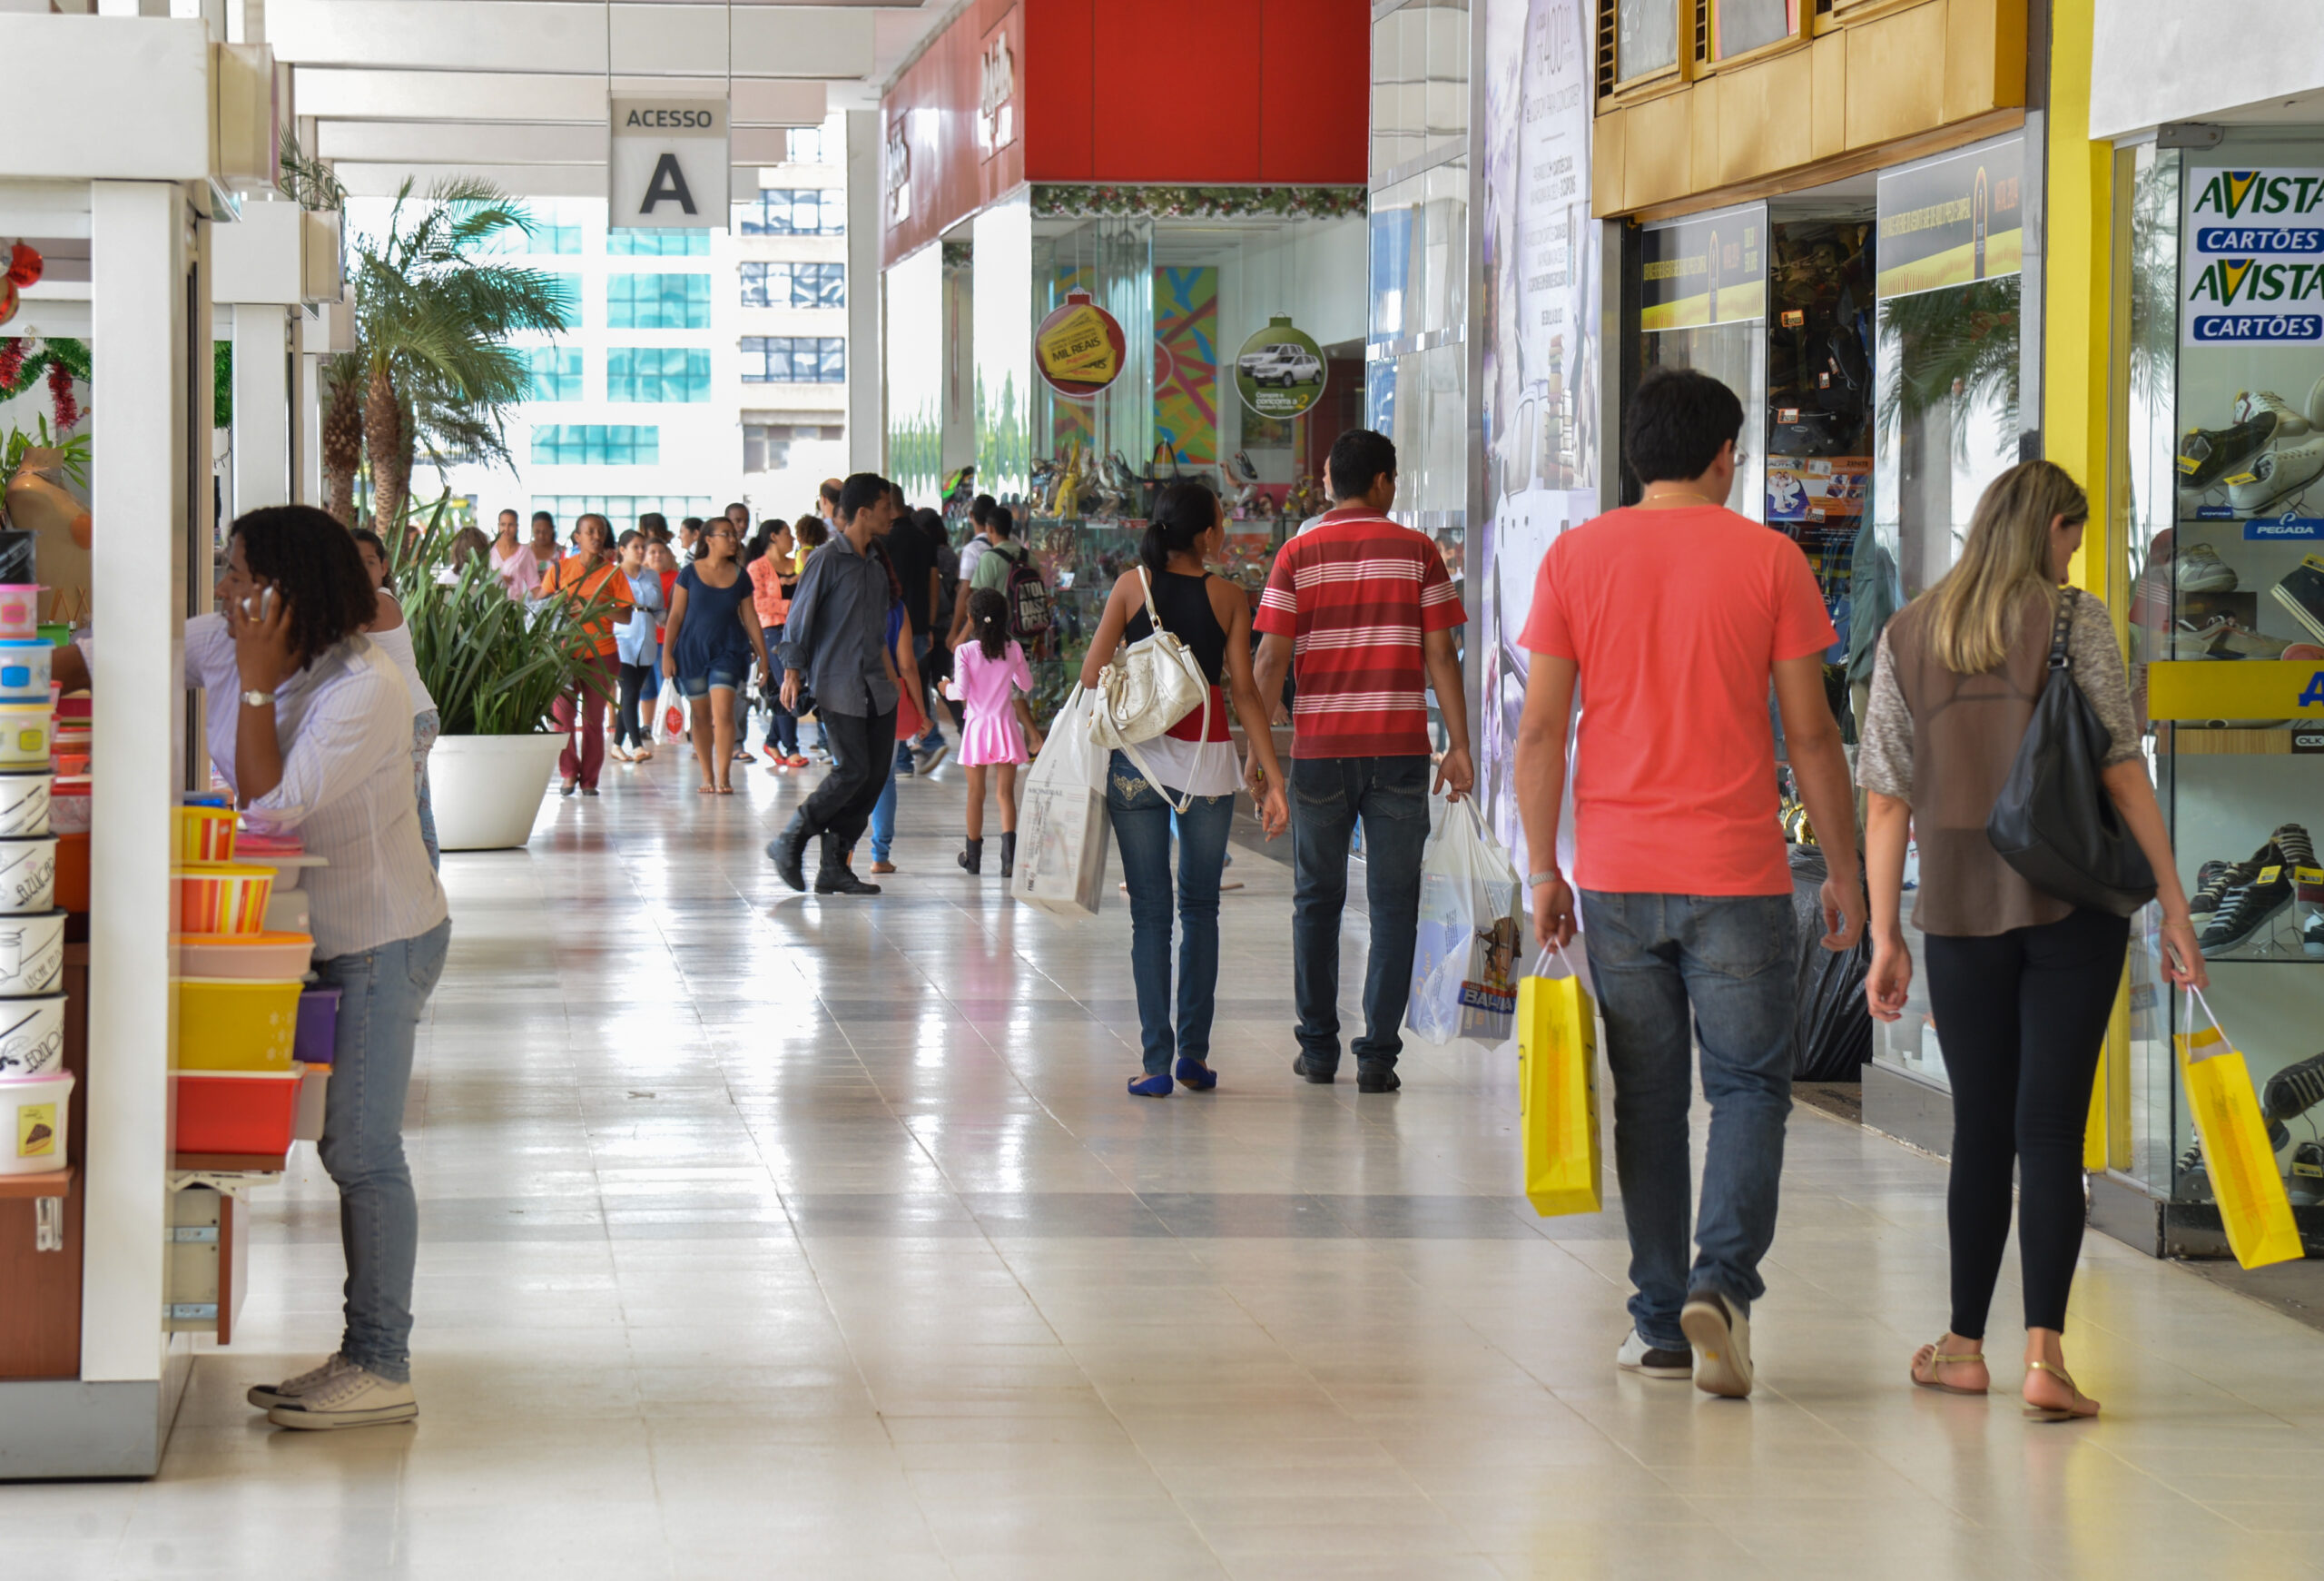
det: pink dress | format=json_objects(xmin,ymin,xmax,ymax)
[{"xmin": 955, "ymin": 640, "xmax": 1032, "ymax": 766}]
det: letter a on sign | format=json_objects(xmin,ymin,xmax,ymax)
[{"xmin": 609, "ymin": 97, "xmax": 728, "ymax": 230}]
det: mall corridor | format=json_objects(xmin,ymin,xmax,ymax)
[{"xmin": 7, "ymin": 761, "xmax": 2319, "ymax": 1581}]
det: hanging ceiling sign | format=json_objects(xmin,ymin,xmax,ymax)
[
  {"xmin": 1640, "ymin": 203, "xmax": 1767, "ymax": 331},
  {"xmin": 1235, "ymin": 316, "xmax": 1326, "ymax": 420},
  {"xmin": 2181, "ymin": 167, "xmax": 2324, "ymax": 345},
  {"xmin": 1875, "ymin": 134, "xmax": 2024, "ymax": 299},
  {"xmin": 1035, "ymin": 289, "xmax": 1127, "ymax": 400},
  {"xmin": 609, "ymin": 97, "xmax": 729, "ymax": 230}
]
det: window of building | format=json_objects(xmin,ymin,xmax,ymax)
[
  {"xmin": 524, "ymin": 346, "xmax": 584, "ymax": 401},
  {"xmin": 530, "ymin": 495, "xmax": 714, "ymax": 535},
  {"xmin": 785, "ymin": 125, "xmax": 832, "ymax": 164},
  {"xmin": 607, "ymin": 272, "xmax": 711, "ymax": 329},
  {"xmin": 479, "ymin": 218, "xmax": 582, "ymax": 256},
  {"xmin": 736, "ymin": 189, "xmax": 846, "ymax": 236},
  {"xmin": 743, "ymin": 420, "xmax": 846, "ymax": 473},
  {"xmin": 739, "ymin": 261, "xmax": 846, "ymax": 309},
  {"xmin": 739, "ymin": 336, "xmax": 845, "ymax": 383},
  {"xmin": 530, "ymin": 425, "xmax": 660, "ymax": 466},
  {"xmin": 608, "ymin": 228, "xmax": 710, "ymax": 257},
  {"xmin": 606, "ymin": 347, "xmax": 711, "ymax": 402}
]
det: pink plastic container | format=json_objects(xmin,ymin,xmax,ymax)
[{"xmin": 0, "ymin": 586, "xmax": 36, "ymax": 641}]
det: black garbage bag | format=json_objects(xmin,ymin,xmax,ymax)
[{"xmin": 1787, "ymin": 844, "xmax": 1873, "ymax": 1081}]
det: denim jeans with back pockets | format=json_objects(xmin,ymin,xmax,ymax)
[
  {"xmin": 1289, "ymin": 755, "xmax": 1432, "ymax": 1075},
  {"xmin": 314, "ymin": 914, "xmax": 453, "ymax": 1384},
  {"xmin": 1578, "ymin": 890, "xmax": 1796, "ymax": 1353},
  {"xmin": 1106, "ymin": 752, "xmax": 1236, "ymax": 1076}
]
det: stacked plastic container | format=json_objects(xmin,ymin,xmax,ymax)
[
  {"xmin": 0, "ymin": 585, "xmax": 69, "ymax": 1178},
  {"xmin": 172, "ymin": 806, "xmax": 320, "ymax": 1156}
]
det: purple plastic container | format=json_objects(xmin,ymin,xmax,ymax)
[{"xmin": 294, "ymin": 985, "xmax": 341, "ymax": 1066}]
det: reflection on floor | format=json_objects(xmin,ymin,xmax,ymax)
[{"xmin": 11, "ymin": 748, "xmax": 2324, "ymax": 1579}]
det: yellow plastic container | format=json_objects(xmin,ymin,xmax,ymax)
[{"xmin": 174, "ymin": 976, "xmax": 304, "ymax": 1072}]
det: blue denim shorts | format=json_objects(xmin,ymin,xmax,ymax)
[{"xmin": 675, "ymin": 663, "xmax": 747, "ymax": 697}]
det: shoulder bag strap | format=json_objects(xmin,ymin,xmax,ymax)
[{"xmin": 2046, "ymin": 588, "xmax": 2075, "ymax": 672}]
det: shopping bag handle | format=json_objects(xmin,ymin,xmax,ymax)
[
  {"xmin": 2181, "ymin": 983, "xmax": 2230, "ymax": 1059},
  {"xmin": 1527, "ymin": 940, "xmax": 1581, "ymax": 982}
]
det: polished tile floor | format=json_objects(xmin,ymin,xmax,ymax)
[{"xmin": 15, "ymin": 746, "xmax": 2324, "ymax": 1579}]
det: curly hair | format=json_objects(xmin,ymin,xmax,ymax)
[{"xmin": 231, "ymin": 506, "xmax": 379, "ymax": 665}]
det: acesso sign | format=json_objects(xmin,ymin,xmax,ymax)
[{"xmin": 609, "ymin": 98, "xmax": 729, "ymax": 230}]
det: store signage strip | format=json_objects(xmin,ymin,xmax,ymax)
[
  {"xmin": 2181, "ymin": 167, "xmax": 2324, "ymax": 345},
  {"xmin": 1875, "ymin": 135, "xmax": 2024, "ymax": 300},
  {"xmin": 1640, "ymin": 204, "xmax": 1767, "ymax": 331},
  {"xmin": 608, "ymin": 97, "xmax": 729, "ymax": 231},
  {"xmin": 2146, "ymin": 658, "xmax": 2324, "ymax": 720}
]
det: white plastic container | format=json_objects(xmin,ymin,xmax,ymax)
[
  {"xmin": 0, "ymin": 1067, "xmax": 73, "ymax": 1174},
  {"xmin": 0, "ymin": 639, "xmax": 53, "ymax": 702},
  {"xmin": 0, "ymin": 992, "xmax": 66, "ymax": 1077},
  {"xmin": 0, "ymin": 703, "xmax": 50, "ymax": 767},
  {"xmin": 0, "ymin": 910, "xmax": 66, "ymax": 996},
  {"xmin": 291, "ymin": 1063, "xmax": 330, "ymax": 1142},
  {"xmin": 0, "ymin": 835, "xmax": 56, "ymax": 914},
  {"xmin": 0, "ymin": 769, "xmax": 50, "ymax": 836},
  {"xmin": 262, "ymin": 886, "xmax": 310, "ymax": 935}
]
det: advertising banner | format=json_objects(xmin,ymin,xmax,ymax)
[
  {"xmin": 1234, "ymin": 316, "xmax": 1326, "ymax": 420},
  {"xmin": 2181, "ymin": 167, "xmax": 2324, "ymax": 346},
  {"xmin": 1640, "ymin": 205, "xmax": 1768, "ymax": 331},
  {"xmin": 1033, "ymin": 288, "xmax": 1126, "ymax": 401},
  {"xmin": 1875, "ymin": 135, "xmax": 2024, "ymax": 300}
]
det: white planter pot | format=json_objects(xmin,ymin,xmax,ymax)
[{"xmin": 428, "ymin": 733, "xmax": 566, "ymax": 852}]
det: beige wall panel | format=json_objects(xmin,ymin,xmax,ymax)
[
  {"xmin": 1718, "ymin": 49, "xmax": 1813, "ymax": 186},
  {"xmin": 1623, "ymin": 93, "xmax": 1694, "ymax": 212},
  {"xmin": 1944, "ymin": 0, "xmax": 2026, "ymax": 124},
  {"xmin": 1691, "ymin": 76, "xmax": 1721, "ymax": 194},
  {"xmin": 1593, "ymin": 106, "xmax": 1627, "ymax": 218},
  {"xmin": 1811, "ymin": 31, "xmax": 1848, "ymax": 162},
  {"xmin": 1846, "ymin": 1, "xmax": 1946, "ymax": 150}
]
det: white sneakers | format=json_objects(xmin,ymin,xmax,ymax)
[
  {"xmin": 2236, "ymin": 389, "xmax": 2314, "ymax": 435},
  {"xmin": 1679, "ymin": 1290, "xmax": 1755, "ymax": 1398},
  {"xmin": 251, "ymin": 1356, "xmax": 418, "ymax": 1430},
  {"xmin": 2228, "ymin": 433, "xmax": 2324, "ymax": 515},
  {"xmin": 2172, "ymin": 542, "xmax": 2240, "ymax": 592}
]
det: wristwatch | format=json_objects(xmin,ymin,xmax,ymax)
[
  {"xmin": 1527, "ymin": 871, "xmax": 1561, "ymax": 888},
  {"xmin": 241, "ymin": 688, "xmax": 275, "ymax": 708}
]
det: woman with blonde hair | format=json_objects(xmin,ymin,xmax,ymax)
[{"xmin": 1858, "ymin": 459, "xmax": 2206, "ymax": 1423}]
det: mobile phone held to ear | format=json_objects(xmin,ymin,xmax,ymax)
[{"xmin": 240, "ymin": 586, "xmax": 276, "ymax": 622}]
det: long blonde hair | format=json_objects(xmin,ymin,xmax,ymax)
[{"xmin": 1921, "ymin": 459, "xmax": 2088, "ymax": 675}]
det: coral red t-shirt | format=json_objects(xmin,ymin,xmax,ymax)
[
  {"xmin": 1519, "ymin": 504, "xmax": 1836, "ymax": 896},
  {"xmin": 1253, "ymin": 507, "xmax": 1465, "ymax": 758}
]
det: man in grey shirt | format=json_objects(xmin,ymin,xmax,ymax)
[{"xmin": 767, "ymin": 472, "xmax": 900, "ymax": 895}]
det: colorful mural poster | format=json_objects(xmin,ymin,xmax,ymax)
[{"xmin": 1154, "ymin": 266, "xmax": 1217, "ymax": 464}]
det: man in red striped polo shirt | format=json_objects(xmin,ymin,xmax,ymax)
[{"xmin": 1253, "ymin": 429, "xmax": 1472, "ymax": 1093}]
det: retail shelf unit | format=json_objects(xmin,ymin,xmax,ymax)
[
  {"xmin": 0, "ymin": 15, "xmax": 237, "ymax": 1477},
  {"xmin": 2101, "ymin": 130, "xmax": 2324, "ymax": 1258}
]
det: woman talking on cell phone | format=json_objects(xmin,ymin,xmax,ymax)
[{"xmin": 54, "ymin": 507, "xmax": 450, "ymax": 1431}]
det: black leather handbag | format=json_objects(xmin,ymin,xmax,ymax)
[{"xmin": 1985, "ymin": 589, "xmax": 2157, "ymax": 917}]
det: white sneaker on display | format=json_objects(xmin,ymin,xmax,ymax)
[
  {"xmin": 2171, "ymin": 542, "xmax": 2240, "ymax": 592},
  {"xmin": 2304, "ymin": 374, "xmax": 2324, "ymax": 430},
  {"xmin": 1679, "ymin": 1290, "xmax": 1755, "ymax": 1399},
  {"xmin": 245, "ymin": 1351, "xmax": 358, "ymax": 1411},
  {"xmin": 265, "ymin": 1362, "xmax": 418, "ymax": 1430},
  {"xmin": 2236, "ymin": 390, "xmax": 2313, "ymax": 437},
  {"xmin": 2228, "ymin": 435, "xmax": 2324, "ymax": 515}
]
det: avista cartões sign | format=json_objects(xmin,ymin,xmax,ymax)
[{"xmin": 2183, "ymin": 168, "xmax": 2324, "ymax": 343}]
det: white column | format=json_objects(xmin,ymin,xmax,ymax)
[
  {"xmin": 231, "ymin": 303, "xmax": 290, "ymax": 510},
  {"xmin": 84, "ymin": 179, "xmax": 190, "ymax": 1384},
  {"xmin": 845, "ymin": 108, "xmax": 881, "ymax": 476}
]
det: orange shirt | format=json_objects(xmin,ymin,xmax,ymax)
[
  {"xmin": 542, "ymin": 554, "xmax": 635, "ymax": 658},
  {"xmin": 748, "ymin": 554, "xmax": 791, "ymax": 627}
]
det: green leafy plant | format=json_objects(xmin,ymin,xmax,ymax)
[
  {"xmin": 388, "ymin": 496, "xmax": 612, "ymax": 736},
  {"xmin": 2, "ymin": 418, "xmax": 90, "ymax": 489}
]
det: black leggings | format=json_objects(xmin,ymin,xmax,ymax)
[
  {"xmin": 1925, "ymin": 907, "xmax": 2129, "ymax": 1339},
  {"xmin": 615, "ymin": 662, "xmax": 655, "ymax": 748}
]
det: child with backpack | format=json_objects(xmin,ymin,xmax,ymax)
[
  {"xmin": 953, "ymin": 588, "xmax": 1044, "ymax": 876},
  {"xmin": 968, "ymin": 507, "xmax": 1053, "ymax": 655}
]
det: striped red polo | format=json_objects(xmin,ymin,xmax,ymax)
[{"xmin": 1254, "ymin": 507, "xmax": 1465, "ymax": 759}]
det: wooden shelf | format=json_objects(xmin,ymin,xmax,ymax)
[{"xmin": 0, "ymin": 1166, "xmax": 74, "ymax": 1199}]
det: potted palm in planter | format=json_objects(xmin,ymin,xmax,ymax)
[{"xmin": 390, "ymin": 503, "xmax": 608, "ymax": 850}]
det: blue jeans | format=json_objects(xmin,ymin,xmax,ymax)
[
  {"xmin": 870, "ymin": 752, "xmax": 898, "ymax": 861},
  {"xmin": 1106, "ymin": 753, "xmax": 1236, "ymax": 1076},
  {"xmin": 1289, "ymin": 756, "xmax": 1432, "ymax": 1075},
  {"xmin": 314, "ymin": 915, "xmax": 453, "ymax": 1384},
  {"xmin": 1579, "ymin": 891, "xmax": 1797, "ymax": 1352}
]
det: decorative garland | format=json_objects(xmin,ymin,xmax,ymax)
[
  {"xmin": 0, "ymin": 335, "xmax": 92, "ymax": 435},
  {"xmin": 1030, "ymin": 184, "xmax": 1368, "ymax": 222}
]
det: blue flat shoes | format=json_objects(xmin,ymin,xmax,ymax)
[
  {"xmin": 1174, "ymin": 1058, "xmax": 1217, "ymax": 1092},
  {"xmin": 1128, "ymin": 1073, "xmax": 1173, "ymax": 1098}
]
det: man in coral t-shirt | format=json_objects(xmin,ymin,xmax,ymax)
[
  {"xmin": 1513, "ymin": 367, "xmax": 1862, "ymax": 1401},
  {"xmin": 1253, "ymin": 429, "xmax": 1472, "ymax": 1094}
]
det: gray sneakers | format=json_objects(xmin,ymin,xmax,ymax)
[
  {"xmin": 1680, "ymin": 1290, "xmax": 1755, "ymax": 1398},
  {"xmin": 245, "ymin": 1351, "xmax": 357, "ymax": 1411},
  {"xmin": 262, "ymin": 1360, "xmax": 418, "ymax": 1430}
]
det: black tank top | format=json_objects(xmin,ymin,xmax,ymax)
[{"xmin": 1124, "ymin": 568, "xmax": 1227, "ymax": 685}]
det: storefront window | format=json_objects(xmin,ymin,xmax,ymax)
[{"xmin": 1640, "ymin": 204, "xmax": 1769, "ymax": 525}]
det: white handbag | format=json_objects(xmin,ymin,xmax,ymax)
[{"xmin": 1089, "ymin": 566, "xmax": 1211, "ymax": 813}]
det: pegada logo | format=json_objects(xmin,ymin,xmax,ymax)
[{"xmin": 2193, "ymin": 171, "xmax": 2324, "ymax": 220}]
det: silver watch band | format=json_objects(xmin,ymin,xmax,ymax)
[{"xmin": 1527, "ymin": 871, "xmax": 1560, "ymax": 887}]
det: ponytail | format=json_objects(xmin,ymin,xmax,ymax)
[{"xmin": 1141, "ymin": 481, "xmax": 1218, "ymax": 578}]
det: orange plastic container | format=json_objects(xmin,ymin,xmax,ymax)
[
  {"xmin": 176, "ymin": 805, "xmax": 236, "ymax": 864},
  {"xmin": 174, "ymin": 862, "xmax": 273, "ymax": 935}
]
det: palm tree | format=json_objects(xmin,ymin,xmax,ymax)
[{"xmin": 344, "ymin": 179, "xmax": 573, "ymax": 528}]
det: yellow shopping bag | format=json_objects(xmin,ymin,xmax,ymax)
[
  {"xmin": 2175, "ymin": 987, "xmax": 2303, "ymax": 1271},
  {"xmin": 1517, "ymin": 944, "xmax": 1600, "ymax": 1217}
]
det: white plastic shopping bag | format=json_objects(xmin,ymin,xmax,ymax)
[
  {"xmin": 1406, "ymin": 795, "xmax": 1529, "ymax": 1045},
  {"xmin": 1013, "ymin": 687, "xmax": 1111, "ymax": 920},
  {"xmin": 656, "ymin": 680, "xmax": 688, "ymax": 744}
]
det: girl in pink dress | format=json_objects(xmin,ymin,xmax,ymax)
[{"xmin": 954, "ymin": 588, "xmax": 1045, "ymax": 876}]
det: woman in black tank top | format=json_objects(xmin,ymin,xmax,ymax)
[{"xmin": 1078, "ymin": 483, "xmax": 1290, "ymax": 1099}]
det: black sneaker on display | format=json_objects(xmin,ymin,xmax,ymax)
[
  {"xmin": 2201, "ymin": 868, "xmax": 2295, "ymax": 954},
  {"xmin": 2189, "ymin": 859, "xmax": 2238, "ymax": 918},
  {"xmin": 2263, "ymin": 1051, "xmax": 2324, "ymax": 1131},
  {"xmin": 2176, "ymin": 1142, "xmax": 2213, "ymax": 1203},
  {"xmin": 2290, "ymin": 1142, "xmax": 2324, "ymax": 1208},
  {"xmin": 2275, "ymin": 822, "xmax": 2318, "ymax": 871}
]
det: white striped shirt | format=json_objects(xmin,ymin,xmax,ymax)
[{"xmin": 188, "ymin": 617, "xmax": 448, "ymax": 959}]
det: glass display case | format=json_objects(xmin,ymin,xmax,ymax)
[{"xmin": 2118, "ymin": 133, "xmax": 2324, "ymax": 1240}]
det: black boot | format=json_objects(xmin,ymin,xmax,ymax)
[
  {"xmin": 958, "ymin": 836, "xmax": 983, "ymax": 874},
  {"xmin": 999, "ymin": 831, "xmax": 1017, "ymax": 878},
  {"xmin": 764, "ymin": 812, "xmax": 809, "ymax": 892},
  {"xmin": 814, "ymin": 835, "xmax": 881, "ymax": 895}
]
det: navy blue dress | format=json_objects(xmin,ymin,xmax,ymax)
[{"xmin": 672, "ymin": 562, "xmax": 753, "ymax": 687}]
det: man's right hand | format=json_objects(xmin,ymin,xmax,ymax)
[
  {"xmin": 781, "ymin": 669, "xmax": 803, "ymax": 712},
  {"xmin": 1531, "ymin": 873, "xmax": 1576, "ymax": 950}
]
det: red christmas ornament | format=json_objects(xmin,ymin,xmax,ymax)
[
  {"xmin": 0, "ymin": 282, "xmax": 16, "ymax": 331},
  {"xmin": 0, "ymin": 340, "xmax": 23, "ymax": 391},
  {"xmin": 5, "ymin": 242, "xmax": 41, "ymax": 290},
  {"xmin": 47, "ymin": 358, "xmax": 79, "ymax": 430}
]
